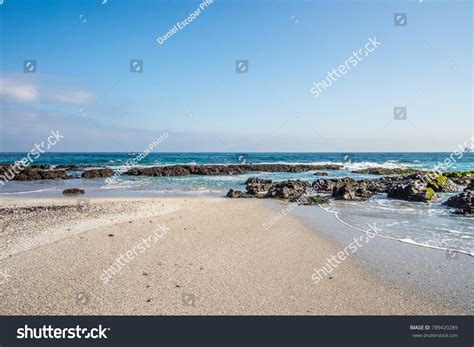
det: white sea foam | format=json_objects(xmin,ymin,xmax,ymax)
[
  {"xmin": 342, "ymin": 161, "xmax": 417, "ymax": 171},
  {"xmin": 0, "ymin": 187, "xmax": 57, "ymax": 195}
]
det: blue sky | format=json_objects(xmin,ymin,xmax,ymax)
[{"xmin": 0, "ymin": 0, "xmax": 472, "ymax": 152}]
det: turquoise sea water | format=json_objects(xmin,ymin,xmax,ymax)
[
  {"xmin": 0, "ymin": 152, "xmax": 473, "ymax": 255},
  {"xmin": 1, "ymin": 152, "xmax": 473, "ymax": 193},
  {"xmin": 1, "ymin": 152, "xmax": 473, "ymax": 171}
]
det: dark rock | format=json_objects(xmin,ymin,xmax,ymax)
[
  {"xmin": 226, "ymin": 189, "xmax": 245, "ymax": 198},
  {"xmin": 13, "ymin": 171, "xmax": 42, "ymax": 181},
  {"xmin": 332, "ymin": 184, "xmax": 357, "ymax": 200},
  {"xmin": 55, "ymin": 165, "xmax": 81, "ymax": 171},
  {"xmin": 312, "ymin": 179, "xmax": 335, "ymax": 192},
  {"xmin": 245, "ymin": 177, "xmax": 273, "ymax": 195},
  {"xmin": 387, "ymin": 181, "xmax": 436, "ymax": 202},
  {"xmin": 313, "ymin": 177, "xmax": 380, "ymax": 198},
  {"xmin": 360, "ymin": 177, "xmax": 395, "ymax": 193},
  {"xmin": 313, "ymin": 171, "xmax": 329, "ymax": 176},
  {"xmin": 443, "ymin": 171, "xmax": 473, "ymax": 186},
  {"xmin": 453, "ymin": 206, "xmax": 473, "ymax": 215},
  {"xmin": 227, "ymin": 177, "xmax": 324, "ymax": 203},
  {"xmin": 314, "ymin": 177, "xmax": 355, "ymax": 191},
  {"xmin": 443, "ymin": 190, "xmax": 472, "ymax": 209},
  {"xmin": 81, "ymin": 168, "xmax": 114, "ymax": 178},
  {"xmin": 265, "ymin": 180, "xmax": 311, "ymax": 199},
  {"xmin": 332, "ymin": 184, "xmax": 374, "ymax": 200},
  {"xmin": 126, "ymin": 164, "xmax": 342, "ymax": 177},
  {"xmin": 467, "ymin": 179, "xmax": 474, "ymax": 191},
  {"xmin": 30, "ymin": 164, "xmax": 51, "ymax": 169},
  {"xmin": 352, "ymin": 168, "xmax": 418, "ymax": 175},
  {"xmin": 404, "ymin": 172, "xmax": 458, "ymax": 193},
  {"xmin": 0, "ymin": 166, "xmax": 68, "ymax": 181},
  {"xmin": 38, "ymin": 170, "xmax": 68, "ymax": 180},
  {"xmin": 444, "ymin": 190, "xmax": 473, "ymax": 215},
  {"xmin": 63, "ymin": 188, "xmax": 85, "ymax": 195}
]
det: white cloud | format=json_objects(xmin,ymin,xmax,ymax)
[
  {"xmin": 0, "ymin": 77, "xmax": 95, "ymax": 105},
  {"xmin": 47, "ymin": 90, "xmax": 95, "ymax": 105},
  {"xmin": 0, "ymin": 78, "xmax": 39, "ymax": 102}
]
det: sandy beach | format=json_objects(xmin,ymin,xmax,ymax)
[{"xmin": 0, "ymin": 196, "xmax": 468, "ymax": 315}]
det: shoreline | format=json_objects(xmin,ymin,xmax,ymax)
[
  {"xmin": 0, "ymin": 196, "xmax": 470, "ymax": 315},
  {"xmin": 285, "ymin": 201, "xmax": 473, "ymax": 314}
]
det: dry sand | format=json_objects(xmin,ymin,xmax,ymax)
[{"xmin": 0, "ymin": 197, "xmax": 462, "ymax": 315}]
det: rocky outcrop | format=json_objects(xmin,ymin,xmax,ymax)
[
  {"xmin": 226, "ymin": 178, "xmax": 322, "ymax": 203},
  {"xmin": 126, "ymin": 164, "xmax": 342, "ymax": 177},
  {"xmin": 312, "ymin": 179, "xmax": 336, "ymax": 192},
  {"xmin": 443, "ymin": 190, "xmax": 472, "ymax": 208},
  {"xmin": 226, "ymin": 189, "xmax": 246, "ymax": 198},
  {"xmin": 443, "ymin": 190, "xmax": 473, "ymax": 216},
  {"xmin": 313, "ymin": 171, "xmax": 329, "ymax": 176},
  {"xmin": 313, "ymin": 177, "xmax": 380, "ymax": 199},
  {"xmin": 332, "ymin": 184, "xmax": 374, "ymax": 200},
  {"xmin": 55, "ymin": 165, "xmax": 81, "ymax": 171},
  {"xmin": 467, "ymin": 179, "xmax": 474, "ymax": 191},
  {"xmin": 443, "ymin": 171, "xmax": 473, "ymax": 186},
  {"xmin": 0, "ymin": 165, "xmax": 69, "ymax": 181},
  {"xmin": 332, "ymin": 184, "xmax": 357, "ymax": 200},
  {"xmin": 352, "ymin": 168, "xmax": 418, "ymax": 175},
  {"xmin": 402, "ymin": 173, "xmax": 459, "ymax": 193},
  {"xmin": 265, "ymin": 180, "xmax": 311, "ymax": 199},
  {"xmin": 387, "ymin": 181, "xmax": 436, "ymax": 202},
  {"xmin": 63, "ymin": 188, "xmax": 85, "ymax": 195},
  {"xmin": 313, "ymin": 177, "xmax": 358, "ymax": 192},
  {"xmin": 245, "ymin": 177, "xmax": 273, "ymax": 195},
  {"xmin": 81, "ymin": 168, "xmax": 114, "ymax": 178},
  {"xmin": 30, "ymin": 164, "xmax": 51, "ymax": 169}
]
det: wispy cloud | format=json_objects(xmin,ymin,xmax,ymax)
[
  {"xmin": 46, "ymin": 90, "xmax": 95, "ymax": 105},
  {"xmin": 0, "ymin": 78, "xmax": 39, "ymax": 102},
  {"xmin": 0, "ymin": 76, "xmax": 95, "ymax": 105}
]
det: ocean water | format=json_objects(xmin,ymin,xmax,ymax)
[{"xmin": 0, "ymin": 152, "xmax": 473, "ymax": 255}]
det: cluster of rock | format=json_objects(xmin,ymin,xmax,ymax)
[
  {"xmin": 125, "ymin": 164, "xmax": 342, "ymax": 177},
  {"xmin": 443, "ymin": 171, "xmax": 474, "ymax": 186},
  {"xmin": 0, "ymin": 164, "xmax": 117, "ymax": 181},
  {"xmin": 55, "ymin": 165, "xmax": 83, "ymax": 171},
  {"xmin": 0, "ymin": 165, "xmax": 68, "ymax": 181},
  {"xmin": 443, "ymin": 190, "xmax": 472, "ymax": 215},
  {"xmin": 226, "ymin": 172, "xmax": 473, "ymax": 215},
  {"xmin": 226, "ymin": 178, "xmax": 327, "ymax": 205},
  {"xmin": 81, "ymin": 168, "xmax": 114, "ymax": 178},
  {"xmin": 351, "ymin": 168, "xmax": 418, "ymax": 175}
]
